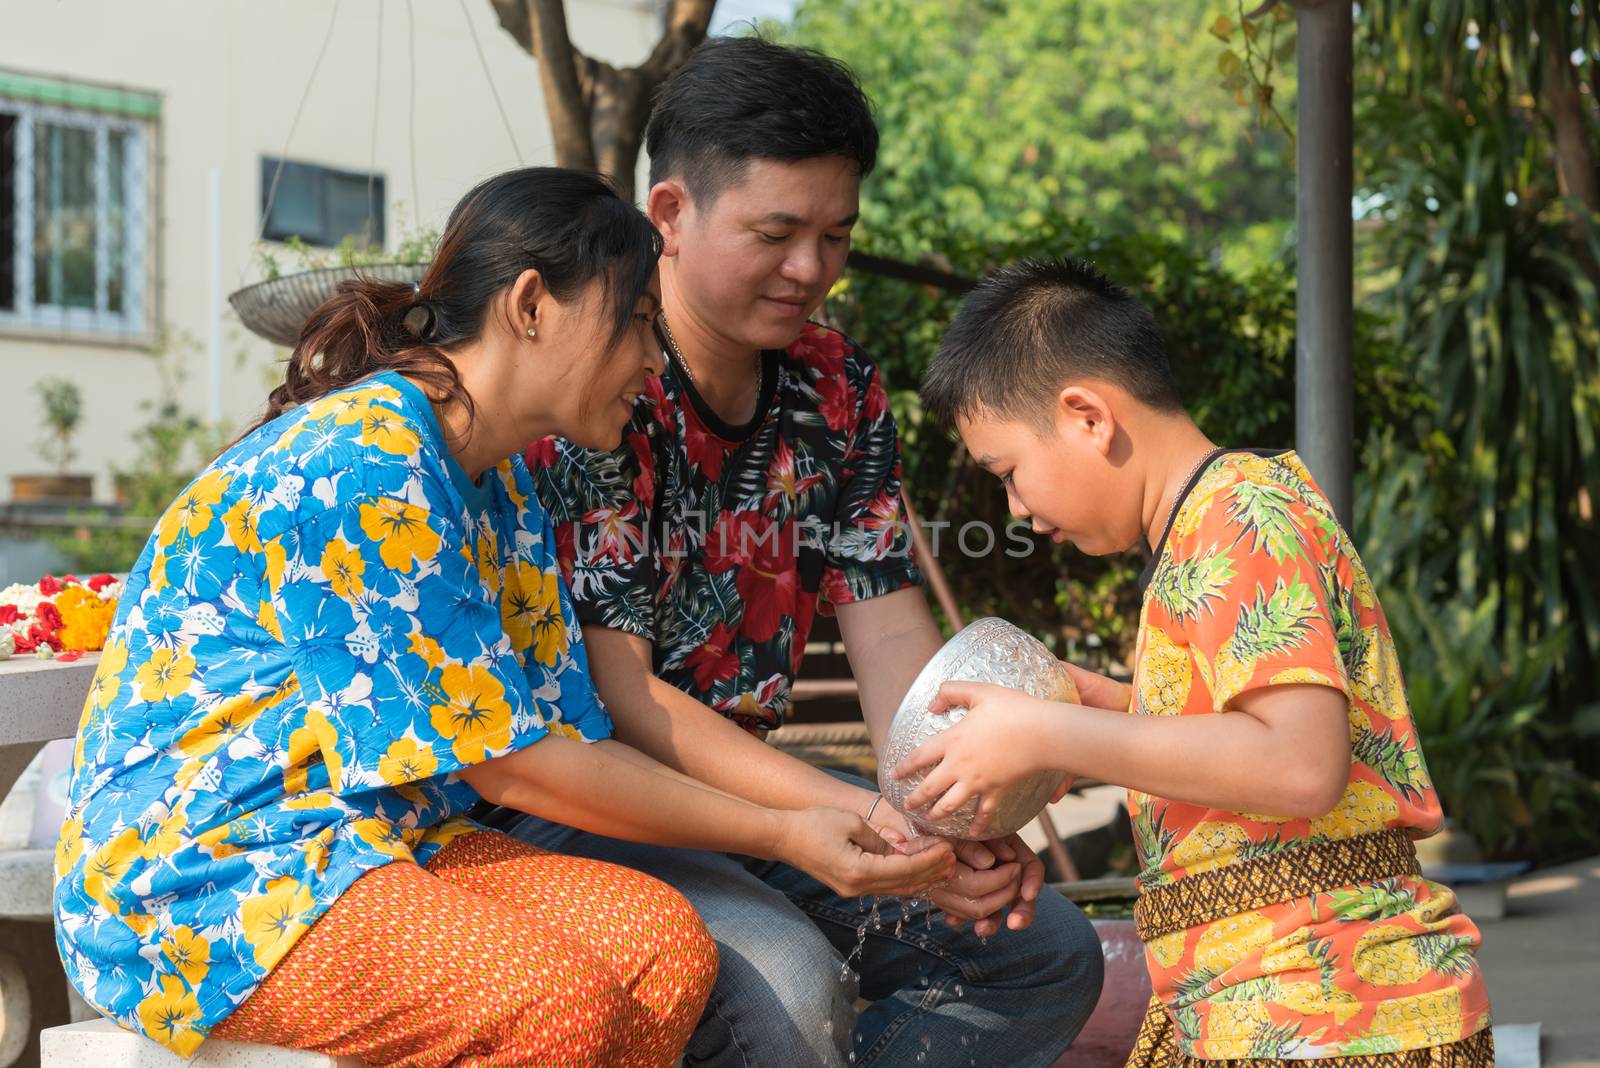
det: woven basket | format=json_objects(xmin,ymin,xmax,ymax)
[{"xmin": 228, "ymin": 263, "xmax": 430, "ymax": 347}]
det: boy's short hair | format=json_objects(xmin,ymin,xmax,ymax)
[
  {"xmin": 645, "ymin": 36, "xmax": 878, "ymax": 206},
  {"xmin": 922, "ymin": 258, "xmax": 1184, "ymax": 429}
]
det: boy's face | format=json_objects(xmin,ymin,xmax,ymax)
[
  {"xmin": 957, "ymin": 389, "xmax": 1146, "ymax": 557},
  {"xmin": 655, "ymin": 156, "xmax": 859, "ymax": 351}
]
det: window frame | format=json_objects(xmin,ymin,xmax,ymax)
[
  {"xmin": 0, "ymin": 96, "xmax": 153, "ymax": 340},
  {"xmin": 259, "ymin": 156, "xmax": 386, "ymax": 250}
]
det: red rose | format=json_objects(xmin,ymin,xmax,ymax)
[
  {"xmin": 38, "ymin": 575, "xmax": 64, "ymax": 595},
  {"xmin": 87, "ymin": 574, "xmax": 117, "ymax": 592},
  {"xmin": 0, "ymin": 605, "xmax": 19, "ymax": 625}
]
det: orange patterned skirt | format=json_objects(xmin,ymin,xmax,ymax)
[{"xmin": 212, "ymin": 830, "xmax": 718, "ymax": 1067}]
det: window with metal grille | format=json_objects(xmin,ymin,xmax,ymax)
[
  {"xmin": 259, "ymin": 157, "xmax": 385, "ymax": 249},
  {"xmin": 0, "ymin": 75, "xmax": 154, "ymax": 338}
]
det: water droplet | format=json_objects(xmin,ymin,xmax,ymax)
[
  {"xmin": 916, "ymin": 1053, "xmax": 926, "ymax": 1064},
  {"xmin": 954, "ymin": 984, "xmax": 965, "ymax": 998},
  {"xmin": 961, "ymin": 1033, "xmax": 974, "ymax": 1047}
]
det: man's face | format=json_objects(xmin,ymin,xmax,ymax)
[{"xmin": 665, "ymin": 156, "xmax": 859, "ymax": 351}]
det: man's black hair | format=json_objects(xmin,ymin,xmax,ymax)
[
  {"xmin": 645, "ymin": 35, "xmax": 878, "ymax": 205},
  {"xmin": 922, "ymin": 258, "xmax": 1184, "ymax": 429}
]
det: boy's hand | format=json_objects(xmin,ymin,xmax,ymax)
[
  {"xmin": 1061, "ymin": 661, "xmax": 1132, "ymax": 713},
  {"xmin": 892, "ymin": 680, "xmax": 1051, "ymax": 837}
]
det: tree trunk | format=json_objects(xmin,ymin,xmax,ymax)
[
  {"xmin": 1538, "ymin": 5, "xmax": 1600, "ymax": 266},
  {"xmin": 526, "ymin": 0, "xmax": 596, "ymax": 171},
  {"xmin": 491, "ymin": 0, "xmax": 717, "ymax": 202}
]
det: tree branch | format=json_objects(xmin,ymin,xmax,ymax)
[{"xmin": 526, "ymin": 0, "xmax": 596, "ymax": 170}]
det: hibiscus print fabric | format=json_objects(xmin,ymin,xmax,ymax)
[
  {"xmin": 54, "ymin": 372, "xmax": 609, "ymax": 1055},
  {"xmin": 528, "ymin": 322, "xmax": 922, "ymax": 732},
  {"xmin": 1131, "ymin": 450, "xmax": 1491, "ymax": 1058}
]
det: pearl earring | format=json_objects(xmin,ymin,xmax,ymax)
[{"xmin": 526, "ymin": 326, "xmax": 537, "ymax": 338}]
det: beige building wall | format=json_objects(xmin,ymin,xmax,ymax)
[{"xmin": 0, "ymin": 0, "xmax": 659, "ymax": 503}]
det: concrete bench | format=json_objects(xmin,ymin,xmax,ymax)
[{"xmin": 41, "ymin": 1020, "xmax": 363, "ymax": 1067}]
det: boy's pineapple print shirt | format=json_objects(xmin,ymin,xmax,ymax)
[
  {"xmin": 1131, "ymin": 450, "xmax": 1490, "ymax": 1058},
  {"xmin": 53, "ymin": 373, "xmax": 610, "ymax": 1056}
]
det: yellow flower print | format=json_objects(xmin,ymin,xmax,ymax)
[
  {"xmin": 137, "ymin": 974, "xmax": 205, "ymax": 1057},
  {"xmin": 135, "ymin": 648, "xmax": 197, "ymax": 704},
  {"xmin": 222, "ymin": 498, "xmax": 263, "ymax": 554},
  {"xmin": 155, "ymin": 470, "xmax": 231, "ymax": 548},
  {"xmin": 477, "ymin": 532, "xmax": 502, "ymax": 594},
  {"xmin": 548, "ymin": 720, "xmax": 584, "ymax": 741},
  {"xmin": 139, "ymin": 803, "xmax": 188, "ymax": 861},
  {"xmin": 241, "ymin": 875, "xmax": 315, "ymax": 969},
  {"xmin": 83, "ymin": 826, "xmax": 145, "ymax": 917},
  {"xmin": 83, "ymin": 640, "xmax": 128, "ymax": 716},
  {"xmin": 422, "ymin": 816, "xmax": 478, "ymax": 853},
  {"xmin": 258, "ymin": 600, "xmax": 284, "ymax": 641},
  {"xmin": 148, "ymin": 548, "xmax": 170, "ymax": 591},
  {"xmin": 379, "ymin": 737, "xmax": 439, "ymax": 785},
  {"xmin": 353, "ymin": 817, "xmax": 419, "ymax": 860},
  {"xmin": 179, "ymin": 679, "xmax": 297, "ymax": 759},
  {"xmin": 161, "ymin": 926, "xmax": 210, "ymax": 987},
  {"xmin": 502, "ymin": 562, "xmax": 566, "ymax": 667},
  {"xmin": 302, "ymin": 826, "xmax": 336, "ymax": 874},
  {"xmin": 429, "ymin": 664, "xmax": 513, "ymax": 764},
  {"xmin": 307, "ymin": 385, "xmax": 397, "ymax": 424},
  {"xmin": 284, "ymin": 709, "xmax": 343, "ymax": 794},
  {"xmin": 358, "ymin": 498, "xmax": 441, "ymax": 571},
  {"xmin": 359, "ymin": 404, "xmax": 421, "ymax": 456},
  {"xmin": 408, "ymin": 630, "xmax": 447, "ymax": 669},
  {"xmin": 55, "ymin": 813, "xmax": 83, "ymax": 879},
  {"xmin": 320, "ymin": 538, "xmax": 367, "ymax": 600},
  {"xmin": 262, "ymin": 538, "xmax": 288, "ymax": 594}
]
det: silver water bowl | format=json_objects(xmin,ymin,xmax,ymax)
[{"xmin": 878, "ymin": 617, "xmax": 1078, "ymax": 839}]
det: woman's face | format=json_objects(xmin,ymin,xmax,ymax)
[{"xmin": 537, "ymin": 273, "xmax": 665, "ymax": 451}]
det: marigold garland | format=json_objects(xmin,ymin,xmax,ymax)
[{"xmin": 0, "ymin": 573, "xmax": 122, "ymax": 661}]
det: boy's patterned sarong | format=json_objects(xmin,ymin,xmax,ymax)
[{"xmin": 1125, "ymin": 830, "xmax": 1494, "ymax": 1067}]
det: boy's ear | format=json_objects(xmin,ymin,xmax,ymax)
[
  {"xmin": 646, "ymin": 179, "xmax": 689, "ymax": 258},
  {"xmin": 1058, "ymin": 385, "xmax": 1118, "ymax": 456}
]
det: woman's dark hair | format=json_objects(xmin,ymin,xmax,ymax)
[
  {"xmin": 645, "ymin": 36, "xmax": 878, "ymax": 206},
  {"xmin": 243, "ymin": 167, "xmax": 662, "ymax": 439}
]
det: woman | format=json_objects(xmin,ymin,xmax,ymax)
[{"xmin": 53, "ymin": 168, "xmax": 954, "ymax": 1067}]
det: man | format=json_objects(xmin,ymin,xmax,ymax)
[{"xmin": 495, "ymin": 36, "xmax": 1103, "ymax": 1068}]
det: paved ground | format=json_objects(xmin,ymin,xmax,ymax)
[{"xmin": 1476, "ymin": 855, "xmax": 1600, "ymax": 1068}]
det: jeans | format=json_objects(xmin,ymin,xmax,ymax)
[{"xmin": 488, "ymin": 775, "xmax": 1104, "ymax": 1068}]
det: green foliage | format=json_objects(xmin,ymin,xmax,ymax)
[
  {"xmin": 1377, "ymin": 582, "xmax": 1600, "ymax": 857},
  {"xmin": 254, "ymin": 222, "xmax": 440, "ymax": 282},
  {"xmin": 826, "ymin": 221, "xmax": 1422, "ymax": 662},
  {"xmin": 33, "ymin": 377, "xmax": 83, "ymax": 473},
  {"xmin": 1350, "ymin": 1, "xmax": 1600, "ymax": 855},
  {"xmin": 784, "ymin": 0, "xmax": 1297, "ymax": 268}
]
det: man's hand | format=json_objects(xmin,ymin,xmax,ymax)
[
  {"xmin": 1062, "ymin": 661, "xmax": 1132, "ymax": 713},
  {"xmin": 868, "ymin": 802, "xmax": 1046, "ymax": 936}
]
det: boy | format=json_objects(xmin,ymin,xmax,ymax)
[{"xmin": 901, "ymin": 258, "xmax": 1493, "ymax": 1064}]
